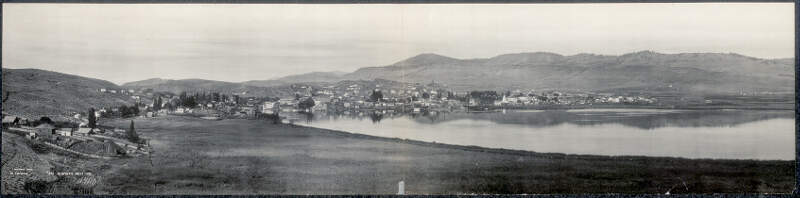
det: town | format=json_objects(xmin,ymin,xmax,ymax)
[{"xmin": 82, "ymin": 80, "xmax": 664, "ymax": 123}]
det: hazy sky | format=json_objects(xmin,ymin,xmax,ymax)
[{"xmin": 3, "ymin": 3, "xmax": 794, "ymax": 85}]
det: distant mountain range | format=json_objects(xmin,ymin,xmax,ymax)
[
  {"xmin": 242, "ymin": 71, "xmax": 347, "ymax": 87},
  {"xmin": 121, "ymin": 51, "xmax": 794, "ymax": 94},
  {"xmin": 339, "ymin": 51, "xmax": 793, "ymax": 93}
]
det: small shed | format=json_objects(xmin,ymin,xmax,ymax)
[
  {"xmin": 55, "ymin": 129, "xmax": 73, "ymax": 137},
  {"xmin": 75, "ymin": 128, "xmax": 94, "ymax": 136},
  {"xmin": 2, "ymin": 116, "xmax": 20, "ymax": 127},
  {"xmin": 35, "ymin": 123, "xmax": 56, "ymax": 135},
  {"xmin": 25, "ymin": 132, "xmax": 38, "ymax": 140}
]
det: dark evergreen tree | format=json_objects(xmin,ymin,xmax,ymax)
[
  {"xmin": 88, "ymin": 108, "xmax": 97, "ymax": 128},
  {"xmin": 370, "ymin": 90, "xmax": 384, "ymax": 102},
  {"xmin": 127, "ymin": 120, "xmax": 139, "ymax": 143}
]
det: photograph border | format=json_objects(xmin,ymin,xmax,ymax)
[{"xmin": 0, "ymin": 0, "xmax": 796, "ymax": 197}]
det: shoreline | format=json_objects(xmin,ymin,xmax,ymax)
[
  {"xmin": 287, "ymin": 122, "xmax": 794, "ymax": 163},
  {"xmin": 86, "ymin": 115, "xmax": 797, "ymax": 193}
]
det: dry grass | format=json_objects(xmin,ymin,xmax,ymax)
[{"xmin": 86, "ymin": 115, "xmax": 795, "ymax": 194}]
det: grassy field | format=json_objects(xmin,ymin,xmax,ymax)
[{"xmin": 81, "ymin": 115, "xmax": 796, "ymax": 194}]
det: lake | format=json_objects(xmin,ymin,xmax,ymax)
[{"xmin": 297, "ymin": 109, "xmax": 795, "ymax": 160}]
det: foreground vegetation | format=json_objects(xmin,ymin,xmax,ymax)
[
  {"xmin": 2, "ymin": 114, "xmax": 793, "ymax": 194},
  {"xmin": 85, "ymin": 115, "xmax": 794, "ymax": 194}
]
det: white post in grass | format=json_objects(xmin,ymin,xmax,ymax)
[{"xmin": 397, "ymin": 180, "xmax": 405, "ymax": 195}]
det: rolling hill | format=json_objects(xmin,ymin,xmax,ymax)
[
  {"xmin": 242, "ymin": 71, "xmax": 347, "ymax": 87},
  {"xmin": 340, "ymin": 51, "xmax": 794, "ymax": 94},
  {"xmin": 120, "ymin": 51, "xmax": 794, "ymax": 96},
  {"xmin": 1, "ymin": 68, "xmax": 135, "ymax": 121},
  {"xmin": 121, "ymin": 78, "xmax": 300, "ymax": 98}
]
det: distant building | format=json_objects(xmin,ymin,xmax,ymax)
[
  {"xmin": 262, "ymin": 102, "xmax": 279, "ymax": 115},
  {"xmin": 35, "ymin": 123, "xmax": 56, "ymax": 135},
  {"xmin": 25, "ymin": 132, "xmax": 38, "ymax": 139},
  {"xmin": 75, "ymin": 128, "xmax": 93, "ymax": 136},
  {"xmin": 2, "ymin": 116, "xmax": 21, "ymax": 128},
  {"xmin": 55, "ymin": 128, "xmax": 73, "ymax": 136},
  {"xmin": 238, "ymin": 106, "xmax": 256, "ymax": 115}
]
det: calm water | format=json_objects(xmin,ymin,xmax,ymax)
[{"xmin": 297, "ymin": 109, "xmax": 795, "ymax": 160}]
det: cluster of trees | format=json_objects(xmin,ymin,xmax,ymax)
[
  {"xmin": 368, "ymin": 89, "xmax": 458, "ymax": 103},
  {"xmin": 178, "ymin": 92, "xmax": 199, "ymax": 108},
  {"xmin": 469, "ymin": 91, "xmax": 501, "ymax": 105},
  {"xmin": 152, "ymin": 96, "xmax": 164, "ymax": 111},
  {"xmin": 174, "ymin": 91, "xmax": 281, "ymax": 109},
  {"xmin": 369, "ymin": 90, "xmax": 384, "ymax": 102},
  {"xmin": 92, "ymin": 104, "xmax": 141, "ymax": 118},
  {"xmin": 298, "ymin": 97, "xmax": 316, "ymax": 111},
  {"xmin": 118, "ymin": 105, "xmax": 141, "ymax": 118}
]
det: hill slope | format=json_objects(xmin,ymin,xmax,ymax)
[
  {"xmin": 122, "ymin": 78, "xmax": 299, "ymax": 98},
  {"xmin": 342, "ymin": 51, "xmax": 794, "ymax": 93},
  {"xmin": 243, "ymin": 71, "xmax": 346, "ymax": 87},
  {"xmin": 1, "ymin": 68, "xmax": 135, "ymax": 121}
]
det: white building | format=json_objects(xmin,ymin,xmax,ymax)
[{"xmin": 262, "ymin": 102, "xmax": 278, "ymax": 114}]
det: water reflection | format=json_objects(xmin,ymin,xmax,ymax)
[
  {"xmin": 369, "ymin": 113, "xmax": 384, "ymax": 123},
  {"xmin": 296, "ymin": 109, "xmax": 795, "ymax": 160},
  {"xmin": 302, "ymin": 109, "xmax": 793, "ymax": 130}
]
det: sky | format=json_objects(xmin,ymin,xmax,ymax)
[{"xmin": 2, "ymin": 3, "xmax": 794, "ymax": 85}]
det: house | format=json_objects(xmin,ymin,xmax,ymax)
[
  {"xmin": 278, "ymin": 98, "xmax": 296, "ymax": 106},
  {"xmin": 262, "ymin": 102, "xmax": 279, "ymax": 115},
  {"xmin": 55, "ymin": 129, "xmax": 73, "ymax": 136},
  {"xmin": 2, "ymin": 116, "xmax": 20, "ymax": 128},
  {"xmin": 25, "ymin": 132, "xmax": 38, "ymax": 139},
  {"xmin": 75, "ymin": 128, "xmax": 94, "ymax": 136},
  {"xmin": 239, "ymin": 106, "xmax": 256, "ymax": 115},
  {"xmin": 312, "ymin": 103, "xmax": 327, "ymax": 112},
  {"xmin": 35, "ymin": 123, "xmax": 56, "ymax": 135}
]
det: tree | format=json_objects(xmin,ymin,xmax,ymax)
[
  {"xmin": 212, "ymin": 92, "xmax": 221, "ymax": 102},
  {"xmin": 179, "ymin": 92, "xmax": 198, "ymax": 108},
  {"xmin": 2, "ymin": 91, "xmax": 12, "ymax": 120},
  {"xmin": 40, "ymin": 117, "xmax": 53, "ymax": 124},
  {"xmin": 152, "ymin": 96, "xmax": 162, "ymax": 111},
  {"xmin": 369, "ymin": 90, "xmax": 384, "ymax": 102},
  {"xmin": 127, "ymin": 120, "xmax": 139, "ymax": 143},
  {"xmin": 88, "ymin": 108, "xmax": 97, "ymax": 128},
  {"xmin": 298, "ymin": 97, "xmax": 315, "ymax": 111},
  {"xmin": 469, "ymin": 91, "xmax": 499, "ymax": 105}
]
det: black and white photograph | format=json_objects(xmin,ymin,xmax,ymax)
[{"xmin": 0, "ymin": 2, "xmax": 795, "ymax": 195}]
